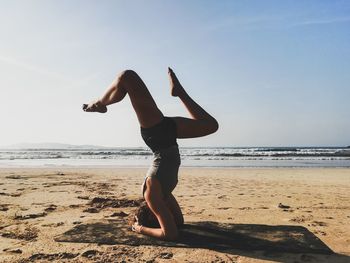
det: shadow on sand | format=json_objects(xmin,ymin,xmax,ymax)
[{"xmin": 55, "ymin": 219, "xmax": 349, "ymax": 261}]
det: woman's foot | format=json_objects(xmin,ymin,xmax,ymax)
[
  {"xmin": 168, "ymin": 67, "xmax": 185, "ymax": 97},
  {"xmin": 82, "ymin": 100, "xmax": 107, "ymax": 113}
]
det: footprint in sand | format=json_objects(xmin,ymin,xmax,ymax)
[
  {"xmin": 26, "ymin": 252, "xmax": 79, "ymax": 261},
  {"xmin": 1, "ymin": 192, "xmax": 22, "ymax": 197},
  {"xmin": 88, "ymin": 197, "xmax": 142, "ymax": 209},
  {"xmin": 158, "ymin": 252, "xmax": 173, "ymax": 259},
  {"xmin": 3, "ymin": 248, "xmax": 22, "ymax": 254},
  {"xmin": 5, "ymin": 175, "xmax": 23, "ymax": 180},
  {"xmin": 1, "ymin": 226, "xmax": 39, "ymax": 241},
  {"xmin": 109, "ymin": 211, "xmax": 128, "ymax": 217},
  {"xmin": 290, "ymin": 214, "xmax": 313, "ymax": 223},
  {"xmin": 218, "ymin": 207, "xmax": 230, "ymax": 210},
  {"xmin": 278, "ymin": 203, "xmax": 291, "ymax": 209},
  {"xmin": 239, "ymin": 207, "xmax": 252, "ymax": 210},
  {"xmin": 10, "ymin": 193, "xmax": 22, "ymax": 197},
  {"xmin": 313, "ymin": 230, "xmax": 327, "ymax": 236},
  {"xmin": 311, "ymin": 221, "xmax": 328, "ymax": 227},
  {"xmin": 259, "ymin": 206, "xmax": 269, "ymax": 209},
  {"xmin": 69, "ymin": 204, "xmax": 82, "ymax": 208},
  {"xmin": 81, "ymin": 250, "xmax": 99, "ymax": 259},
  {"xmin": 0, "ymin": 204, "xmax": 9, "ymax": 211},
  {"xmin": 44, "ymin": 204, "xmax": 57, "ymax": 212},
  {"xmin": 14, "ymin": 212, "xmax": 47, "ymax": 220},
  {"xmin": 188, "ymin": 209, "xmax": 205, "ymax": 215},
  {"xmin": 42, "ymin": 222, "xmax": 64, "ymax": 227},
  {"xmin": 77, "ymin": 195, "xmax": 90, "ymax": 200},
  {"xmin": 83, "ymin": 207, "xmax": 99, "ymax": 213}
]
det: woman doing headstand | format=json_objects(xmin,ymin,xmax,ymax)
[{"xmin": 83, "ymin": 68, "xmax": 218, "ymax": 240}]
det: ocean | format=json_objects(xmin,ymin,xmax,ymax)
[{"xmin": 1, "ymin": 147, "xmax": 350, "ymax": 168}]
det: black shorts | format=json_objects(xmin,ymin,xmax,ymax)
[{"xmin": 140, "ymin": 117, "xmax": 178, "ymax": 152}]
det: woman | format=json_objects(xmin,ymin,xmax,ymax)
[{"xmin": 83, "ymin": 68, "xmax": 218, "ymax": 240}]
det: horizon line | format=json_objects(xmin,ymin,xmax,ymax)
[{"xmin": 1, "ymin": 142, "xmax": 349, "ymax": 149}]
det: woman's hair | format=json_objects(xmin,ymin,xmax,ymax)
[{"xmin": 130, "ymin": 201, "xmax": 159, "ymax": 228}]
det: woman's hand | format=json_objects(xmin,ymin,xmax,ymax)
[{"xmin": 131, "ymin": 216, "xmax": 143, "ymax": 233}]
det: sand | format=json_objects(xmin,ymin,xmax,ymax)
[{"xmin": 0, "ymin": 167, "xmax": 349, "ymax": 263}]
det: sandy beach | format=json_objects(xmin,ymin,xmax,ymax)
[{"xmin": 0, "ymin": 167, "xmax": 349, "ymax": 263}]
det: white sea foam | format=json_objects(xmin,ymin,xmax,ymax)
[{"xmin": 0, "ymin": 147, "xmax": 349, "ymax": 168}]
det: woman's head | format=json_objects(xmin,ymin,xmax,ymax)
[{"xmin": 131, "ymin": 201, "xmax": 159, "ymax": 228}]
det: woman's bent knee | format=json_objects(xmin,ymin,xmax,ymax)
[
  {"xmin": 118, "ymin": 69, "xmax": 139, "ymax": 81},
  {"xmin": 208, "ymin": 118, "xmax": 219, "ymax": 134}
]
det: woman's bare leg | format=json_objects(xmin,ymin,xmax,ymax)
[
  {"xmin": 168, "ymin": 67, "xmax": 219, "ymax": 138},
  {"xmin": 84, "ymin": 70, "xmax": 163, "ymax": 128}
]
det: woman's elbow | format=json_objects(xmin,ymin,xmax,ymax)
[
  {"xmin": 162, "ymin": 229, "xmax": 179, "ymax": 241},
  {"xmin": 177, "ymin": 217, "xmax": 184, "ymax": 226}
]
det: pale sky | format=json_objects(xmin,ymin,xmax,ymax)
[{"xmin": 0, "ymin": 0, "xmax": 349, "ymax": 147}]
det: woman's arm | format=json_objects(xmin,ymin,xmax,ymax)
[
  {"xmin": 133, "ymin": 224, "xmax": 165, "ymax": 239},
  {"xmin": 165, "ymin": 193, "xmax": 184, "ymax": 226},
  {"xmin": 133, "ymin": 211, "xmax": 178, "ymax": 240},
  {"xmin": 135, "ymin": 205, "xmax": 178, "ymax": 240},
  {"xmin": 137, "ymin": 177, "xmax": 179, "ymax": 240}
]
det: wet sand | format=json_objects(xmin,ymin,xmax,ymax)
[{"xmin": 0, "ymin": 168, "xmax": 349, "ymax": 262}]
